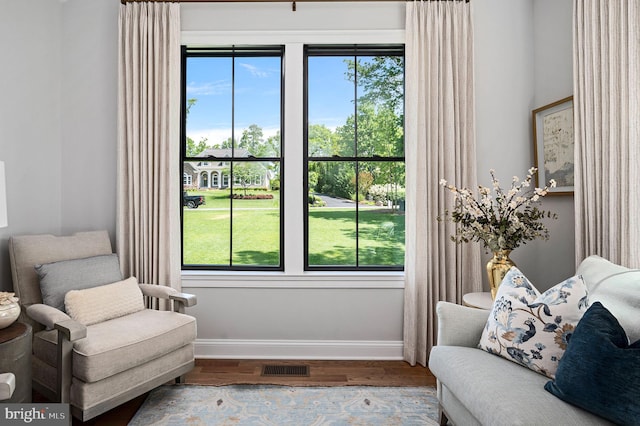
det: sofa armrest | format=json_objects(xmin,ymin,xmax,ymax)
[
  {"xmin": 436, "ymin": 301, "xmax": 490, "ymax": 347},
  {"xmin": 27, "ymin": 303, "xmax": 72, "ymax": 330}
]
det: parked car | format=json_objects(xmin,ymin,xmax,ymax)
[{"xmin": 183, "ymin": 192, "xmax": 205, "ymax": 209}]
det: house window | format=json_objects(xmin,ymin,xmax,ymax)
[
  {"xmin": 181, "ymin": 46, "xmax": 284, "ymax": 270},
  {"xmin": 183, "ymin": 173, "xmax": 192, "ymax": 186},
  {"xmin": 304, "ymin": 45, "xmax": 405, "ymax": 270}
]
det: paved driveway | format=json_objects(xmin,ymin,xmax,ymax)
[{"xmin": 315, "ymin": 194, "xmax": 379, "ymax": 209}]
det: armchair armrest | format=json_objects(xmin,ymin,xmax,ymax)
[
  {"xmin": 170, "ymin": 292, "xmax": 197, "ymax": 313},
  {"xmin": 27, "ymin": 304, "xmax": 87, "ymax": 403},
  {"xmin": 139, "ymin": 283, "xmax": 178, "ymax": 299},
  {"xmin": 138, "ymin": 283, "xmax": 197, "ymax": 312},
  {"xmin": 0, "ymin": 373, "xmax": 16, "ymax": 401},
  {"xmin": 27, "ymin": 303, "xmax": 72, "ymax": 330},
  {"xmin": 436, "ymin": 301, "xmax": 490, "ymax": 347},
  {"xmin": 54, "ymin": 319, "xmax": 87, "ymax": 342},
  {"xmin": 54, "ymin": 319, "xmax": 87, "ymax": 404}
]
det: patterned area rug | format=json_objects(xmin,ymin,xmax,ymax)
[{"xmin": 128, "ymin": 385, "xmax": 440, "ymax": 425}]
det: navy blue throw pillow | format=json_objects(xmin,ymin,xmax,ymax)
[{"xmin": 544, "ymin": 302, "xmax": 640, "ymax": 425}]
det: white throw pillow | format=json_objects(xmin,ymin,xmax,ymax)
[
  {"xmin": 577, "ymin": 255, "xmax": 640, "ymax": 342},
  {"xmin": 64, "ymin": 277, "xmax": 145, "ymax": 326},
  {"xmin": 478, "ymin": 267, "xmax": 589, "ymax": 379}
]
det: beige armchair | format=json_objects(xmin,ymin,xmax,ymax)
[{"xmin": 9, "ymin": 231, "xmax": 197, "ymax": 421}]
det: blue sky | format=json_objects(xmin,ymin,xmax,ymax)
[{"xmin": 185, "ymin": 56, "xmax": 357, "ymax": 146}]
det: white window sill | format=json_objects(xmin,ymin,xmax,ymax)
[{"xmin": 181, "ymin": 270, "xmax": 405, "ymax": 289}]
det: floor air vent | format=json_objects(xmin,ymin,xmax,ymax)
[{"xmin": 261, "ymin": 365, "xmax": 310, "ymax": 377}]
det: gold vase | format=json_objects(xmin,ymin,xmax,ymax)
[{"xmin": 486, "ymin": 250, "xmax": 516, "ymax": 300}]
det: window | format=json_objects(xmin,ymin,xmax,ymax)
[
  {"xmin": 304, "ymin": 45, "xmax": 405, "ymax": 271},
  {"xmin": 181, "ymin": 46, "xmax": 284, "ymax": 270},
  {"xmin": 180, "ymin": 43, "xmax": 405, "ymax": 273}
]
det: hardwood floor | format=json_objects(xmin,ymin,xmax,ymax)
[
  {"xmin": 62, "ymin": 359, "xmax": 435, "ymax": 425},
  {"xmin": 187, "ymin": 359, "xmax": 436, "ymax": 387}
]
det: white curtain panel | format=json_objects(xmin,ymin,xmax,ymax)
[
  {"xmin": 117, "ymin": 2, "xmax": 182, "ymax": 294},
  {"xmin": 403, "ymin": 0, "xmax": 481, "ymax": 366},
  {"xmin": 573, "ymin": 0, "xmax": 640, "ymax": 268}
]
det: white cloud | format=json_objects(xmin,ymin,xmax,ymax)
[
  {"xmin": 238, "ymin": 63, "xmax": 268, "ymax": 78},
  {"xmin": 188, "ymin": 126, "xmax": 280, "ymax": 147},
  {"xmin": 186, "ymin": 80, "xmax": 231, "ymax": 96}
]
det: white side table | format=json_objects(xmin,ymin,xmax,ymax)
[{"xmin": 462, "ymin": 292, "xmax": 493, "ymax": 310}]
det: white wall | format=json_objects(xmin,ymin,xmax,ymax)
[
  {"xmin": 0, "ymin": 0, "xmax": 119, "ymax": 291},
  {"xmin": 474, "ymin": 0, "xmax": 574, "ymax": 292},
  {"xmin": 60, "ymin": 0, "xmax": 119, "ymax": 242},
  {"xmin": 531, "ymin": 0, "xmax": 575, "ymax": 289},
  {"xmin": 474, "ymin": 0, "xmax": 536, "ymax": 287},
  {"xmin": 0, "ymin": 0, "xmax": 64, "ymax": 291},
  {"xmin": 0, "ymin": 0, "xmax": 575, "ymax": 357}
]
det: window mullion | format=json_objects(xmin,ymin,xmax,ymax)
[{"xmin": 284, "ymin": 42, "xmax": 306, "ymax": 274}]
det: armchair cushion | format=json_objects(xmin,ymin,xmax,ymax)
[
  {"xmin": 64, "ymin": 277, "xmax": 145, "ymax": 326},
  {"xmin": 33, "ymin": 309, "xmax": 196, "ymax": 383},
  {"xmin": 35, "ymin": 254, "xmax": 123, "ymax": 312}
]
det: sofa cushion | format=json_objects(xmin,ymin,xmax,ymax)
[
  {"xmin": 429, "ymin": 345, "xmax": 613, "ymax": 426},
  {"xmin": 545, "ymin": 302, "xmax": 640, "ymax": 425},
  {"xmin": 64, "ymin": 277, "xmax": 145, "ymax": 326},
  {"xmin": 35, "ymin": 254, "xmax": 123, "ymax": 312},
  {"xmin": 33, "ymin": 309, "xmax": 196, "ymax": 383},
  {"xmin": 478, "ymin": 267, "xmax": 589, "ymax": 379},
  {"xmin": 577, "ymin": 255, "xmax": 640, "ymax": 342}
]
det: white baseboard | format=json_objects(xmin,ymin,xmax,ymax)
[{"xmin": 195, "ymin": 339, "xmax": 404, "ymax": 360}]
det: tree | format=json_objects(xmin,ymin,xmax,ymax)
[
  {"xmin": 186, "ymin": 138, "xmax": 209, "ymax": 157},
  {"xmin": 233, "ymin": 162, "xmax": 265, "ymax": 196},
  {"xmin": 264, "ymin": 132, "xmax": 281, "ymax": 157},
  {"xmin": 308, "ymin": 124, "xmax": 347, "ymax": 157},
  {"xmin": 239, "ymin": 124, "xmax": 264, "ymax": 156},
  {"xmin": 185, "ymin": 98, "xmax": 210, "ymax": 157},
  {"xmin": 346, "ymin": 56, "xmax": 404, "ymax": 114}
]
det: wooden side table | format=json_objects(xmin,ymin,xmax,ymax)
[
  {"xmin": 0, "ymin": 322, "xmax": 32, "ymax": 403},
  {"xmin": 462, "ymin": 292, "xmax": 493, "ymax": 310}
]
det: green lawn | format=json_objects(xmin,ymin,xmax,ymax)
[{"xmin": 182, "ymin": 190, "xmax": 405, "ymax": 267}]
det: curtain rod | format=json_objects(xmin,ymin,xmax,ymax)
[{"xmin": 120, "ymin": 0, "xmax": 469, "ymax": 3}]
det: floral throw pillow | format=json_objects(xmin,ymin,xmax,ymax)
[{"xmin": 478, "ymin": 267, "xmax": 589, "ymax": 379}]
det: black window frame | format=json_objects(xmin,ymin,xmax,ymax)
[
  {"xmin": 303, "ymin": 44, "xmax": 406, "ymax": 272},
  {"xmin": 180, "ymin": 45, "xmax": 285, "ymax": 271}
]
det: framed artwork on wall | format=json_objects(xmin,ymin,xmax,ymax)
[{"xmin": 532, "ymin": 96, "xmax": 574, "ymax": 195}]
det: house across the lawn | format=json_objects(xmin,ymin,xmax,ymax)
[{"xmin": 183, "ymin": 148, "xmax": 271, "ymax": 191}]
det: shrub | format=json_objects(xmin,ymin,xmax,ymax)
[
  {"xmin": 308, "ymin": 194, "xmax": 326, "ymax": 207},
  {"xmin": 231, "ymin": 194, "xmax": 274, "ymax": 200},
  {"xmin": 368, "ymin": 184, "xmax": 405, "ymax": 203}
]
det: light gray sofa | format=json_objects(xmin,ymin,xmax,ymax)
[{"xmin": 429, "ymin": 255, "xmax": 639, "ymax": 426}]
